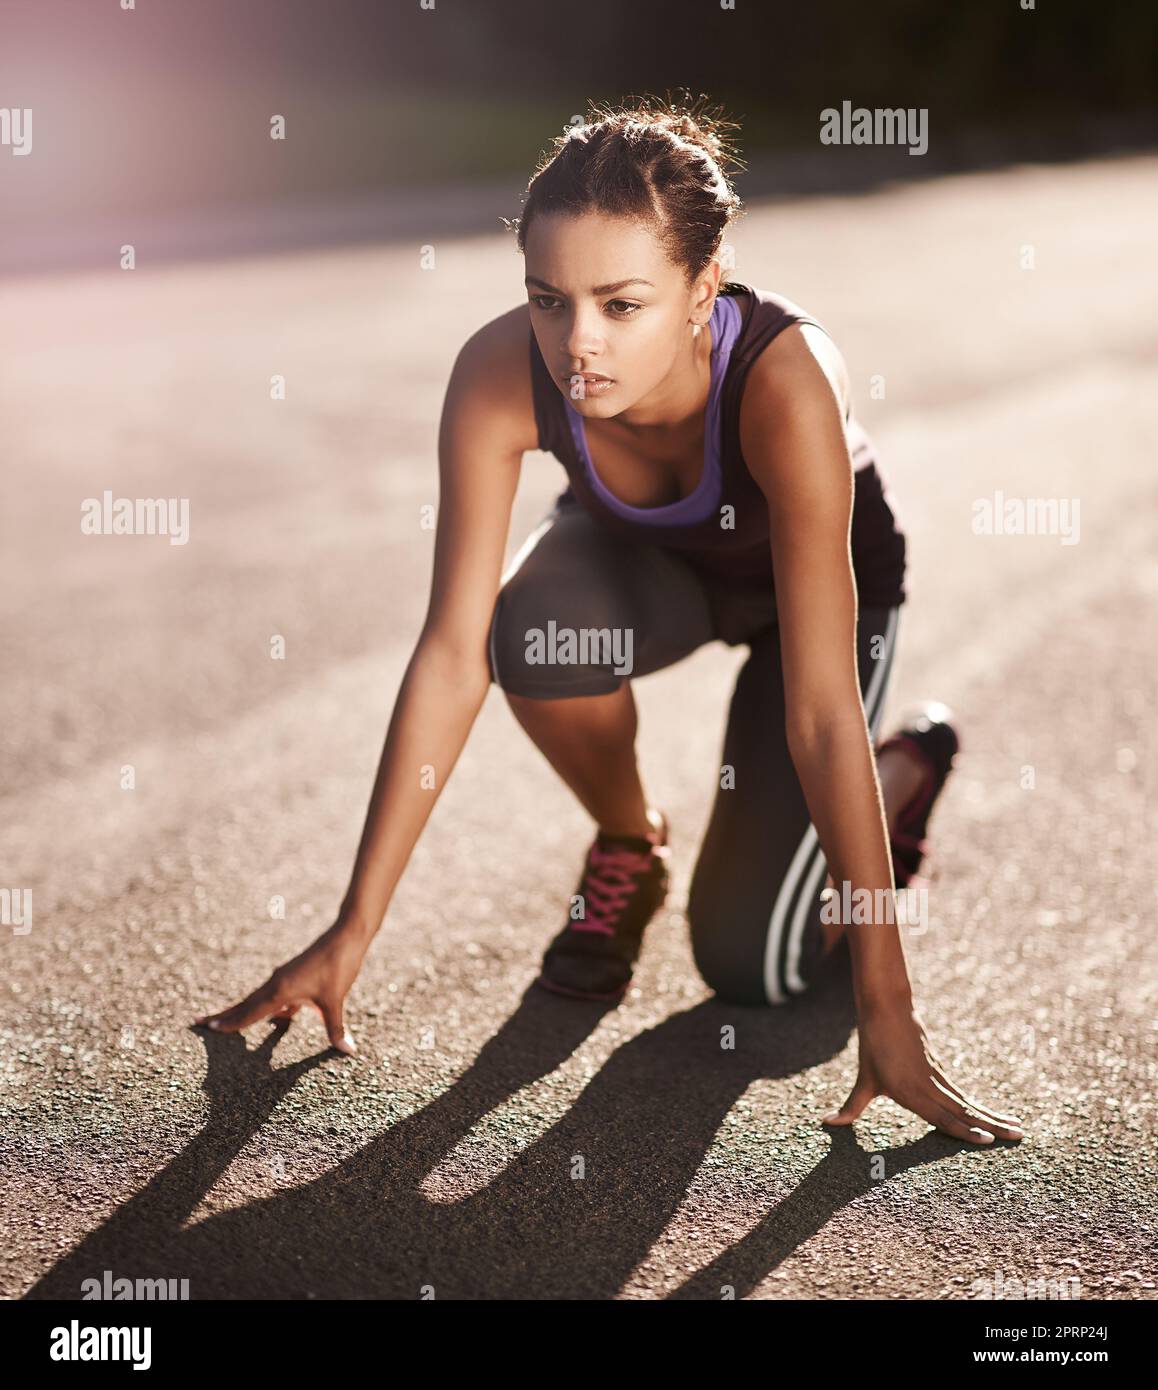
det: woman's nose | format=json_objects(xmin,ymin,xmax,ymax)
[{"xmin": 560, "ymin": 316, "xmax": 604, "ymax": 364}]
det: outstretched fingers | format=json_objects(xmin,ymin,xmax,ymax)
[
  {"xmin": 930, "ymin": 1070, "xmax": 1024, "ymax": 1134},
  {"xmin": 929, "ymin": 1102, "xmax": 998, "ymax": 1144},
  {"xmin": 315, "ymin": 996, "xmax": 357, "ymax": 1055},
  {"xmin": 928, "ymin": 1078, "xmax": 1023, "ymax": 1145},
  {"xmin": 193, "ymin": 976, "xmax": 289, "ymax": 1034}
]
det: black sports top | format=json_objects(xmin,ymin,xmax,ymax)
[{"xmin": 528, "ymin": 279, "xmax": 907, "ymax": 608}]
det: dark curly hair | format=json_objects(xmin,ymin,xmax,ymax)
[{"xmin": 505, "ymin": 89, "xmax": 747, "ymax": 287}]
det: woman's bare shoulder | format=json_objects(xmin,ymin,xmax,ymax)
[
  {"xmin": 449, "ymin": 302, "xmax": 541, "ymax": 456},
  {"xmin": 739, "ymin": 317, "xmax": 852, "ymax": 431}
]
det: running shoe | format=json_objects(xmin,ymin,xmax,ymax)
[
  {"xmin": 535, "ymin": 810, "xmax": 671, "ymax": 1001},
  {"xmin": 875, "ymin": 703, "xmax": 961, "ymax": 888}
]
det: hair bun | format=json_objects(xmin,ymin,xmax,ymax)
[
  {"xmin": 512, "ymin": 87, "xmax": 747, "ymax": 285},
  {"xmin": 621, "ymin": 89, "xmax": 746, "ymax": 181}
]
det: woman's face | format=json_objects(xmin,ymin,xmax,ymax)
[{"xmin": 524, "ymin": 211, "xmax": 715, "ymax": 418}]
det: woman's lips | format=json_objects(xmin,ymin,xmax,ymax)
[{"xmin": 563, "ymin": 372, "xmax": 614, "ymax": 397}]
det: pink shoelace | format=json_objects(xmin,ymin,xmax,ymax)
[{"xmin": 571, "ymin": 840, "xmax": 657, "ymax": 936}]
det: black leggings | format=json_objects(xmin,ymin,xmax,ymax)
[{"xmin": 487, "ymin": 494, "xmax": 902, "ymax": 1006}]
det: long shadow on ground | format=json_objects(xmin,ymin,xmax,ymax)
[{"xmin": 25, "ymin": 947, "xmax": 984, "ymax": 1299}]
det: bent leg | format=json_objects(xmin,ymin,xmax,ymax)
[
  {"xmin": 688, "ymin": 606, "xmax": 902, "ymax": 1005},
  {"xmin": 507, "ymin": 682, "xmax": 656, "ymax": 839},
  {"xmin": 488, "ymin": 498, "xmax": 716, "ymax": 833},
  {"xmin": 488, "ymin": 498, "xmax": 716, "ymax": 698}
]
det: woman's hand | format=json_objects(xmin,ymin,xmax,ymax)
[
  {"xmin": 193, "ymin": 918, "xmax": 371, "ymax": 1055},
  {"xmin": 822, "ymin": 1003, "xmax": 1024, "ymax": 1143}
]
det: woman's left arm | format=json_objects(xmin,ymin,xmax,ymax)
[{"xmin": 740, "ymin": 326, "xmax": 1024, "ymax": 1144}]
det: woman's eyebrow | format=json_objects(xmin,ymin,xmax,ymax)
[{"xmin": 525, "ymin": 276, "xmax": 656, "ymax": 295}]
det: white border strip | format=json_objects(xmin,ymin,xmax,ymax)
[{"xmin": 762, "ymin": 607, "xmax": 900, "ymax": 1003}]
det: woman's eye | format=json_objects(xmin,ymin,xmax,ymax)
[{"xmin": 530, "ymin": 295, "xmax": 640, "ymax": 317}]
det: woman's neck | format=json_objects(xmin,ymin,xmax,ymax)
[{"xmin": 613, "ymin": 317, "xmax": 713, "ymax": 439}]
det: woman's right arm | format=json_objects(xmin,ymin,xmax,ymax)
[
  {"xmin": 193, "ymin": 313, "xmax": 536, "ymax": 1050},
  {"xmin": 337, "ymin": 319, "xmax": 531, "ymax": 942}
]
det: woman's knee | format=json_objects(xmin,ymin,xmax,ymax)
[
  {"xmin": 687, "ymin": 903, "xmax": 826, "ymax": 1007},
  {"xmin": 686, "ymin": 894, "xmax": 776, "ymax": 1007},
  {"xmin": 488, "ymin": 576, "xmax": 631, "ymax": 699},
  {"xmin": 687, "ymin": 836, "xmax": 831, "ymax": 1007}
]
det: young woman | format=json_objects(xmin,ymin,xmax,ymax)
[{"xmin": 196, "ymin": 96, "xmax": 1023, "ymax": 1146}]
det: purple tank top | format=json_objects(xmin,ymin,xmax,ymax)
[
  {"xmin": 528, "ymin": 281, "xmax": 907, "ymax": 607},
  {"xmin": 562, "ymin": 293, "xmax": 742, "ymax": 527}
]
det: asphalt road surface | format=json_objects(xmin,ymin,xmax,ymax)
[{"xmin": 2, "ymin": 152, "xmax": 1156, "ymax": 1300}]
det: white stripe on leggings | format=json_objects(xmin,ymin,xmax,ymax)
[{"xmin": 762, "ymin": 607, "xmax": 900, "ymax": 1004}]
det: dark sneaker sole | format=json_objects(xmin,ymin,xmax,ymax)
[{"xmin": 877, "ymin": 703, "xmax": 960, "ymax": 886}]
